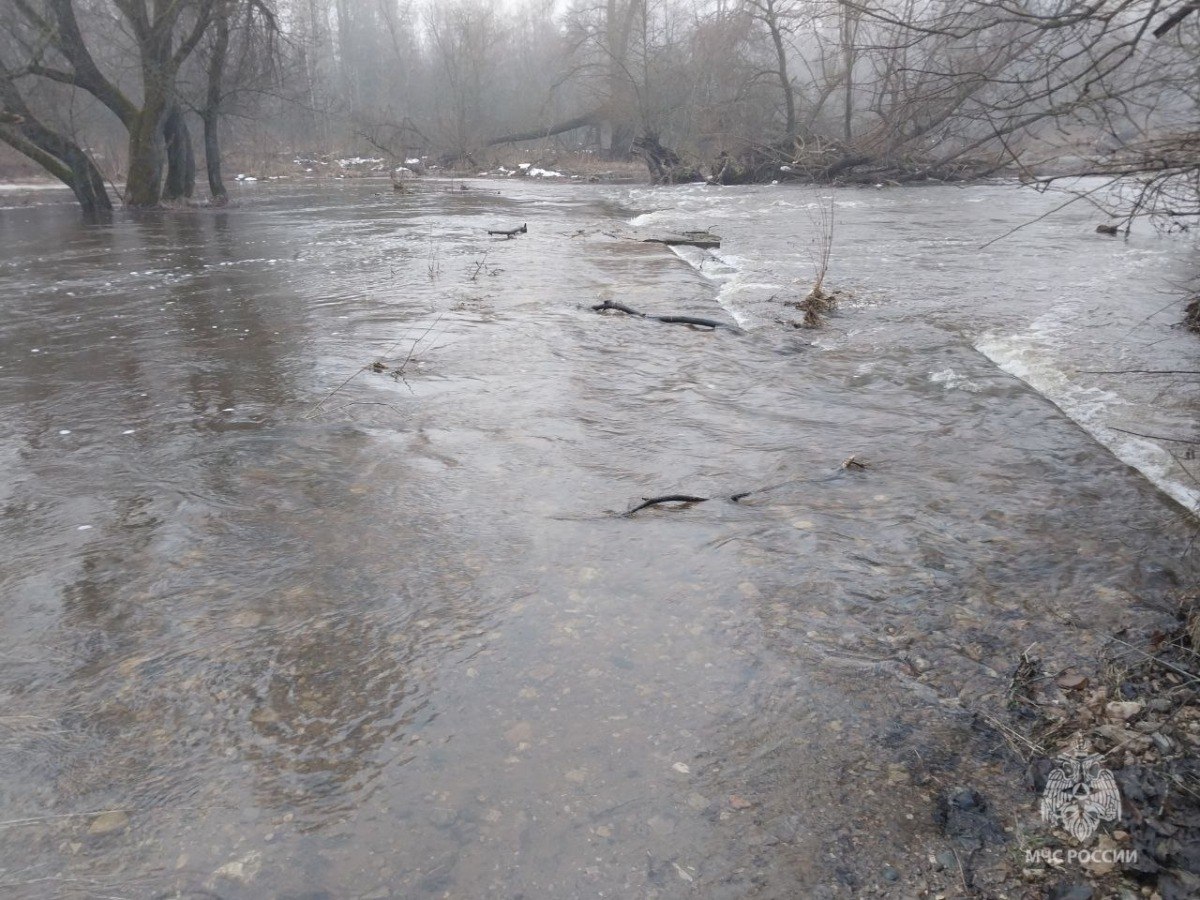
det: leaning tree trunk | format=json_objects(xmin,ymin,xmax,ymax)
[
  {"xmin": 162, "ymin": 105, "xmax": 196, "ymax": 202},
  {"xmin": 0, "ymin": 122, "xmax": 112, "ymax": 217},
  {"xmin": 0, "ymin": 59, "xmax": 112, "ymax": 217}
]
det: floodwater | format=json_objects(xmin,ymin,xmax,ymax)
[{"xmin": 0, "ymin": 177, "xmax": 1196, "ymax": 899}]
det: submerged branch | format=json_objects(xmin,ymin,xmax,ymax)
[{"xmin": 592, "ymin": 298, "xmax": 732, "ymax": 330}]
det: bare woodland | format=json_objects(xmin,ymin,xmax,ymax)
[{"xmin": 0, "ymin": 0, "xmax": 1197, "ymax": 222}]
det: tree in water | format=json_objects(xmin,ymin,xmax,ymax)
[
  {"xmin": 3, "ymin": 0, "xmax": 221, "ymax": 208},
  {"xmin": 0, "ymin": 57, "xmax": 111, "ymax": 217}
]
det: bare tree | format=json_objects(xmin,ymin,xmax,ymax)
[{"xmin": 5, "ymin": 0, "xmax": 219, "ymax": 206}]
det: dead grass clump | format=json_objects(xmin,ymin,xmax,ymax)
[{"xmin": 1184, "ymin": 294, "xmax": 1199, "ymax": 333}]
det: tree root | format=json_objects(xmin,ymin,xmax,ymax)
[
  {"xmin": 592, "ymin": 298, "xmax": 733, "ymax": 330},
  {"xmin": 786, "ymin": 286, "xmax": 841, "ymax": 329}
]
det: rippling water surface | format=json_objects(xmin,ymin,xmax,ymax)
[{"xmin": 0, "ymin": 178, "xmax": 1196, "ymax": 898}]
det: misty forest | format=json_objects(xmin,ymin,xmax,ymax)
[{"xmin": 1, "ymin": 2, "xmax": 1199, "ymax": 899}]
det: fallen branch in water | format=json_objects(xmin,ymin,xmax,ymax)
[
  {"xmin": 622, "ymin": 461, "xmax": 869, "ymax": 517},
  {"xmin": 1107, "ymin": 426, "xmax": 1200, "ymax": 445},
  {"xmin": 488, "ymin": 223, "xmax": 527, "ymax": 238},
  {"xmin": 624, "ymin": 495, "xmax": 711, "ymax": 516},
  {"xmin": 592, "ymin": 298, "xmax": 732, "ymax": 330},
  {"xmin": 624, "ymin": 488, "xmax": 767, "ymax": 516}
]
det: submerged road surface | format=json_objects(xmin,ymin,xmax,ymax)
[{"xmin": 0, "ymin": 178, "xmax": 1196, "ymax": 897}]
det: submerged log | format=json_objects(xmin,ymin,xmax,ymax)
[
  {"xmin": 488, "ymin": 223, "xmax": 528, "ymax": 238},
  {"xmin": 642, "ymin": 231, "xmax": 721, "ymax": 249}
]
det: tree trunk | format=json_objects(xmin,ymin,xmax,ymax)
[
  {"xmin": 487, "ymin": 110, "xmax": 603, "ymax": 146},
  {"xmin": 604, "ymin": 0, "xmax": 642, "ymax": 159},
  {"xmin": 162, "ymin": 105, "xmax": 196, "ymax": 202},
  {"xmin": 763, "ymin": 1, "xmax": 796, "ymax": 139},
  {"xmin": 0, "ymin": 55, "xmax": 111, "ymax": 217},
  {"xmin": 126, "ymin": 103, "xmax": 168, "ymax": 208},
  {"xmin": 203, "ymin": 11, "xmax": 231, "ymax": 204},
  {"xmin": 0, "ymin": 122, "xmax": 112, "ymax": 218},
  {"xmin": 840, "ymin": 4, "xmax": 858, "ymax": 145},
  {"xmin": 203, "ymin": 111, "xmax": 226, "ymax": 204}
]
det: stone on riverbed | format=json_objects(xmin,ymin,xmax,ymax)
[{"xmin": 87, "ymin": 810, "xmax": 129, "ymax": 836}]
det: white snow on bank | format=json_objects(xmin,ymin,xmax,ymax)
[{"xmin": 0, "ymin": 182, "xmax": 72, "ymax": 192}]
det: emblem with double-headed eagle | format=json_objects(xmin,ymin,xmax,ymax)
[{"xmin": 1040, "ymin": 735, "xmax": 1121, "ymax": 842}]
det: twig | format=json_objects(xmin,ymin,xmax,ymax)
[
  {"xmin": 468, "ymin": 250, "xmax": 489, "ymax": 281},
  {"xmin": 1106, "ymin": 636, "xmax": 1199, "ymax": 683},
  {"xmin": 303, "ymin": 314, "xmax": 445, "ymax": 419},
  {"xmin": 1107, "ymin": 426, "xmax": 1200, "ymax": 445},
  {"xmin": 951, "ymin": 847, "xmax": 970, "ymax": 896},
  {"xmin": 1079, "ymin": 369, "xmax": 1200, "ymax": 376}
]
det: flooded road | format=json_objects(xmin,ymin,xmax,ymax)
[{"xmin": 0, "ymin": 178, "xmax": 1197, "ymax": 898}]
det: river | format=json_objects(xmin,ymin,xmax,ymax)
[{"xmin": 0, "ymin": 177, "xmax": 1196, "ymax": 898}]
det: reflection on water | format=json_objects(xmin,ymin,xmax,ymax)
[{"xmin": 0, "ymin": 179, "xmax": 1196, "ymax": 897}]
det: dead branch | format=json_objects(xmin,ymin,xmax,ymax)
[
  {"xmin": 592, "ymin": 298, "xmax": 732, "ymax": 330},
  {"xmin": 624, "ymin": 495, "xmax": 710, "ymax": 517},
  {"xmin": 488, "ymin": 223, "xmax": 527, "ymax": 238}
]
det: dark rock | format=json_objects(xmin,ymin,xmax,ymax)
[
  {"xmin": 882, "ymin": 865, "xmax": 900, "ymax": 882},
  {"xmin": 1161, "ymin": 869, "xmax": 1200, "ymax": 900},
  {"xmin": 1026, "ymin": 758, "xmax": 1054, "ymax": 793},
  {"xmin": 1048, "ymin": 883, "xmax": 1093, "ymax": 900},
  {"xmin": 934, "ymin": 850, "xmax": 958, "ymax": 872},
  {"xmin": 949, "ymin": 787, "xmax": 983, "ymax": 811},
  {"xmin": 935, "ymin": 786, "xmax": 1006, "ymax": 852}
]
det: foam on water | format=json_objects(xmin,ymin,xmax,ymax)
[
  {"xmin": 665, "ymin": 245, "xmax": 767, "ymax": 328},
  {"xmin": 978, "ymin": 312, "xmax": 1200, "ymax": 513}
]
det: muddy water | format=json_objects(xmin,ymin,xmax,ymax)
[{"xmin": 0, "ymin": 179, "xmax": 1196, "ymax": 899}]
